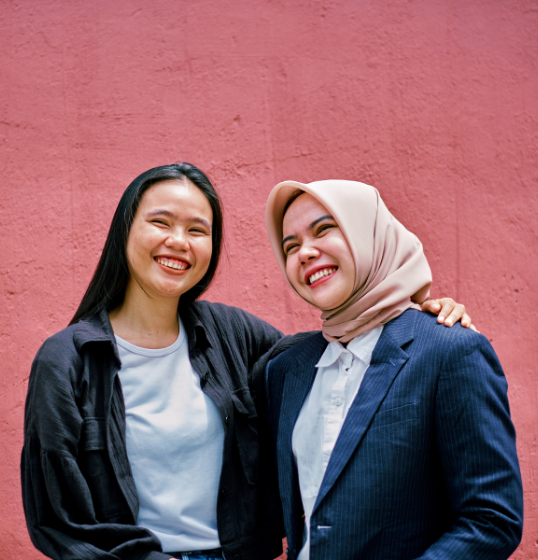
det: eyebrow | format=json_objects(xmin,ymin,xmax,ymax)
[
  {"xmin": 281, "ymin": 214, "xmax": 334, "ymax": 249},
  {"xmin": 145, "ymin": 209, "xmax": 212, "ymax": 229}
]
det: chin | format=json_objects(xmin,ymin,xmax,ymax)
[
  {"xmin": 305, "ymin": 290, "xmax": 345, "ymax": 311},
  {"xmin": 155, "ymin": 283, "xmax": 189, "ymax": 297}
]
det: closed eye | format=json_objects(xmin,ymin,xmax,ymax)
[
  {"xmin": 283, "ymin": 242, "xmax": 300, "ymax": 256},
  {"xmin": 315, "ymin": 222, "xmax": 337, "ymax": 236},
  {"xmin": 151, "ymin": 219, "xmax": 170, "ymax": 227},
  {"xmin": 190, "ymin": 226, "xmax": 210, "ymax": 235}
]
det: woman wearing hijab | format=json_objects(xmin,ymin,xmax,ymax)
[{"xmin": 264, "ymin": 180, "xmax": 523, "ymax": 560}]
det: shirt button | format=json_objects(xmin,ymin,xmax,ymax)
[
  {"xmin": 225, "ymin": 415, "xmax": 230, "ymax": 424},
  {"xmin": 335, "ymin": 398, "xmax": 343, "ymax": 406},
  {"xmin": 221, "ymin": 488, "xmax": 228, "ymax": 496}
]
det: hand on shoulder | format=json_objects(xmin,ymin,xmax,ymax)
[{"xmin": 421, "ymin": 297, "xmax": 479, "ymax": 332}]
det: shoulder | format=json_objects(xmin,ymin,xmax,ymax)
[
  {"xmin": 33, "ymin": 324, "xmax": 82, "ymax": 369},
  {"xmin": 189, "ymin": 300, "xmax": 282, "ymax": 338},
  {"xmin": 398, "ymin": 309, "xmax": 487, "ymax": 355},
  {"xmin": 27, "ymin": 325, "xmax": 85, "ymax": 409},
  {"xmin": 265, "ymin": 332, "xmax": 325, "ymax": 412},
  {"xmin": 399, "ymin": 310, "xmax": 501, "ymax": 378},
  {"xmin": 31, "ymin": 314, "xmax": 112, "ymax": 381},
  {"xmin": 191, "ymin": 300, "xmax": 258, "ymax": 323},
  {"xmin": 268, "ymin": 331, "xmax": 325, "ymax": 372}
]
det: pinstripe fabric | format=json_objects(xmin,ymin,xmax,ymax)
[{"xmin": 267, "ymin": 309, "xmax": 523, "ymax": 560}]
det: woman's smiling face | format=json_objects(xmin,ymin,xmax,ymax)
[
  {"xmin": 282, "ymin": 192, "xmax": 355, "ymax": 311},
  {"xmin": 125, "ymin": 179, "xmax": 213, "ymax": 303}
]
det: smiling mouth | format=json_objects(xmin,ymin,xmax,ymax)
[
  {"xmin": 308, "ymin": 267, "xmax": 337, "ymax": 285},
  {"xmin": 155, "ymin": 257, "xmax": 189, "ymax": 271}
]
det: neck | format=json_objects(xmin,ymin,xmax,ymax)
[{"xmin": 109, "ymin": 282, "xmax": 181, "ymax": 349}]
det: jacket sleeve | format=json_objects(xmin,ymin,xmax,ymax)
[
  {"xmin": 21, "ymin": 338, "xmax": 171, "ymax": 560},
  {"xmin": 416, "ymin": 334, "xmax": 523, "ymax": 560},
  {"xmin": 233, "ymin": 307, "xmax": 285, "ymax": 370}
]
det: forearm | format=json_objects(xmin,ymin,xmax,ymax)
[
  {"xmin": 25, "ymin": 514, "xmax": 170, "ymax": 560},
  {"xmin": 23, "ymin": 421, "xmax": 166, "ymax": 560}
]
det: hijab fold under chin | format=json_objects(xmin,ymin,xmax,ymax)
[{"xmin": 265, "ymin": 179, "xmax": 432, "ymax": 343}]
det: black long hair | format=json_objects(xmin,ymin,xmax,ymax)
[{"xmin": 70, "ymin": 162, "xmax": 223, "ymax": 324}]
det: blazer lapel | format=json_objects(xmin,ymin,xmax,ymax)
[
  {"xmin": 314, "ymin": 311, "xmax": 417, "ymax": 510},
  {"xmin": 277, "ymin": 334, "xmax": 327, "ymax": 524}
]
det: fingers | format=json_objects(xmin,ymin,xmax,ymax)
[
  {"xmin": 420, "ymin": 298, "xmax": 453, "ymax": 321},
  {"xmin": 420, "ymin": 299, "xmax": 441, "ymax": 314},
  {"xmin": 422, "ymin": 298, "xmax": 469, "ymax": 327},
  {"xmin": 459, "ymin": 311, "xmax": 472, "ymax": 328},
  {"xmin": 422, "ymin": 297, "xmax": 479, "ymax": 331},
  {"xmin": 437, "ymin": 299, "xmax": 465, "ymax": 327}
]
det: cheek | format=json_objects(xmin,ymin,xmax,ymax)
[
  {"xmin": 285, "ymin": 258, "xmax": 302, "ymax": 290},
  {"xmin": 127, "ymin": 231, "xmax": 152, "ymax": 263},
  {"xmin": 332, "ymin": 240, "xmax": 355, "ymax": 278},
  {"xmin": 197, "ymin": 238, "xmax": 213, "ymax": 267},
  {"xmin": 125, "ymin": 235, "xmax": 140, "ymax": 266}
]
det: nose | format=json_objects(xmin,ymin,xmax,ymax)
[
  {"xmin": 164, "ymin": 228, "xmax": 188, "ymax": 250},
  {"xmin": 298, "ymin": 242, "xmax": 320, "ymax": 264}
]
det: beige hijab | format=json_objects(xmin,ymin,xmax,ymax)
[{"xmin": 266, "ymin": 179, "xmax": 432, "ymax": 343}]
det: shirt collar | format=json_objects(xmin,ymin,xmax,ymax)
[
  {"xmin": 72, "ymin": 301, "xmax": 212, "ymax": 358},
  {"xmin": 316, "ymin": 326, "xmax": 383, "ymax": 369},
  {"xmin": 178, "ymin": 300, "xmax": 212, "ymax": 352}
]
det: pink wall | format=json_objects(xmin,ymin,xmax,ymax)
[{"xmin": 1, "ymin": 0, "xmax": 537, "ymax": 557}]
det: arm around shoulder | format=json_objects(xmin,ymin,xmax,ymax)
[{"xmin": 203, "ymin": 302, "xmax": 284, "ymax": 366}]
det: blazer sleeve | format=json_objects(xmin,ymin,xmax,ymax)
[
  {"xmin": 416, "ymin": 334, "xmax": 523, "ymax": 560},
  {"xmin": 21, "ymin": 340, "xmax": 171, "ymax": 560}
]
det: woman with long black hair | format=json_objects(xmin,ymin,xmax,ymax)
[{"xmin": 21, "ymin": 163, "xmax": 471, "ymax": 560}]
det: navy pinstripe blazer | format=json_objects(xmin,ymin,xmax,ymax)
[{"xmin": 266, "ymin": 309, "xmax": 523, "ymax": 560}]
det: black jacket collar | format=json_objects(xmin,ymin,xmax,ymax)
[{"xmin": 71, "ymin": 302, "xmax": 212, "ymax": 359}]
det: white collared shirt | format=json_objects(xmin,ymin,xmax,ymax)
[{"xmin": 292, "ymin": 326, "xmax": 383, "ymax": 560}]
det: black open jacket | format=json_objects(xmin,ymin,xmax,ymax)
[{"xmin": 22, "ymin": 300, "xmax": 298, "ymax": 560}]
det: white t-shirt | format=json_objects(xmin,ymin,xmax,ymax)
[{"xmin": 116, "ymin": 318, "xmax": 224, "ymax": 553}]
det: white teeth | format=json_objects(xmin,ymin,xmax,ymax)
[
  {"xmin": 157, "ymin": 257, "xmax": 187, "ymax": 270},
  {"xmin": 309, "ymin": 268, "xmax": 336, "ymax": 285}
]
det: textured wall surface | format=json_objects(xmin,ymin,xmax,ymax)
[{"xmin": 1, "ymin": 0, "xmax": 537, "ymax": 558}]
